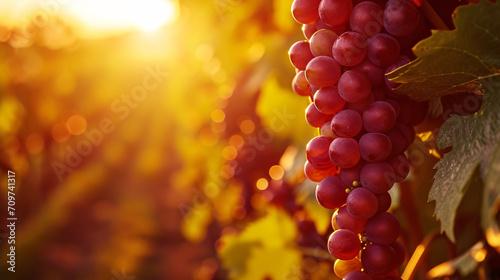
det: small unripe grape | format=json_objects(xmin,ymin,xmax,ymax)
[{"xmin": 334, "ymin": 258, "xmax": 362, "ymax": 278}]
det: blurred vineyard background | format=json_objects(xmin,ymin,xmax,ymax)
[
  {"xmin": 0, "ymin": 0, "xmax": 315, "ymax": 279},
  {"xmin": 0, "ymin": 0, "xmax": 494, "ymax": 280}
]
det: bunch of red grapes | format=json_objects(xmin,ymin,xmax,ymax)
[{"xmin": 289, "ymin": 0, "xmax": 429, "ymax": 279}]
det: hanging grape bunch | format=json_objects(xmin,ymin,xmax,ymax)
[{"xmin": 289, "ymin": 0, "xmax": 430, "ymax": 279}]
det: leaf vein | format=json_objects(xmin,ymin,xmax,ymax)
[
  {"xmin": 473, "ymin": 22, "xmax": 500, "ymax": 44},
  {"xmin": 425, "ymin": 46, "xmax": 492, "ymax": 72}
]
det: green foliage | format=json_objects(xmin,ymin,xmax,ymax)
[
  {"xmin": 387, "ymin": 1, "xmax": 500, "ymax": 101},
  {"xmin": 387, "ymin": 1, "xmax": 500, "ymax": 242}
]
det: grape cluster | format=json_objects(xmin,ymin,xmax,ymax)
[{"xmin": 289, "ymin": 0, "xmax": 429, "ymax": 279}]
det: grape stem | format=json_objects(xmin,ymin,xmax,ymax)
[
  {"xmin": 401, "ymin": 228, "xmax": 441, "ymax": 280},
  {"xmin": 419, "ymin": 0, "xmax": 449, "ymax": 30},
  {"xmin": 299, "ymin": 247, "xmax": 335, "ymax": 261}
]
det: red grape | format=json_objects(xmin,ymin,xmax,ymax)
[
  {"xmin": 291, "ymin": 0, "xmax": 321, "ymax": 24},
  {"xmin": 375, "ymin": 192, "xmax": 392, "ymax": 213},
  {"xmin": 384, "ymin": 0, "xmax": 419, "ymax": 37},
  {"xmin": 336, "ymin": 205, "xmax": 368, "ymax": 233},
  {"xmin": 367, "ymin": 33, "xmax": 401, "ymax": 67},
  {"xmin": 386, "ymin": 154, "xmax": 410, "ymax": 182},
  {"xmin": 319, "ymin": 0, "xmax": 353, "ymax": 27},
  {"xmin": 310, "ymin": 29, "xmax": 339, "ymax": 57},
  {"xmin": 360, "ymin": 162, "xmax": 396, "ymax": 194},
  {"xmin": 289, "ymin": 41, "xmax": 315, "ymax": 70},
  {"xmin": 316, "ymin": 176, "xmax": 349, "ymax": 209},
  {"xmin": 346, "ymin": 187, "xmax": 378, "ymax": 219},
  {"xmin": 338, "ymin": 70, "xmax": 372, "ymax": 103},
  {"xmin": 314, "ymin": 87, "xmax": 346, "ymax": 115},
  {"xmin": 361, "ymin": 243, "xmax": 396, "ymax": 275},
  {"xmin": 365, "ymin": 212, "xmax": 400, "ymax": 245},
  {"xmin": 359, "ymin": 133, "xmax": 392, "ymax": 162},
  {"xmin": 306, "ymin": 102, "xmax": 331, "ymax": 128},
  {"xmin": 362, "ymin": 101, "xmax": 397, "ymax": 133},
  {"xmin": 328, "ymin": 229, "xmax": 361, "ymax": 260},
  {"xmin": 304, "ymin": 160, "xmax": 336, "ymax": 182},
  {"xmin": 329, "ymin": 137, "xmax": 361, "ymax": 168},
  {"xmin": 350, "ymin": 1, "xmax": 384, "ymax": 37},
  {"xmin": 305, "ymin": 56, "xmax": 342, "ymax": 87},
  {"xmin": 332, "ymin": 31, "xmax": 367, "ymax": 66},
  {"xmin": 307, "ymin": 136, "xmax": 334, "ymax": 168},
  {"xmin": 292, "ymin": 70, "xmax": 312, "ymax": 96},
  {"xmin": 331, "ymin": 109, "xmax": 363, "ymax": 138},
  {"xmin": 303, "ymin": 22, "xmax": 318, "ymax": 39}
]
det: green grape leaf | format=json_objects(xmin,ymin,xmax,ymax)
[
  {"xmin": 219, "ymin": 209, "xmax": 301, "ymax": 280},
  {"xmin": 429, "ymin": 77, "xmax": 500, "ymax": 242},
  {"xmin": 387, "ymin": 1, "xmax": 500, "ymax": 102}
]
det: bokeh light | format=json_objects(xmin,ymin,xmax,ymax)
[
  {"xmin": 269, "ymin": 165, "xmax": 284, "ymax": 180},
  {"xmin": 228, "ymin": 134, "xmax": 244, "ymax": 149},
  {"xmin": 256, "ymin": 178, "xmax": 269, "ymax": 190},
  {"xmin": 66, "ymin": 115, "xmax": 87, "ymax": 135},
  {"xmin": 222, "ymin": 146, "xmax": 237, "ymax": 160},
  {"xmin": 239, "ymin": 119, "xmax": 255, "ymax": 134},
  {"xmin": 211, "ymin": 109, "xmax": 226, "ymax": 123}
]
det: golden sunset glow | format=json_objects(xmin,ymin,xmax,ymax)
[
  {"xmin": 3, "ymin": 0, "xmax": 493, "ymax": 279},
  {"xmin": 65, "ymin": 0, "xmax": 179, "ymax": 33},
  {"xmin": 0, "ymin": 0, "xmax": 179, "ymax": 36}
]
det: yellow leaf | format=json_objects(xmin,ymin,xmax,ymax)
[
  {"xmin": 214, "ymin": 181, "xmax": 243, "ymax": 224},
  {"xmin": 256, "ymin": 75, "xmax": 314, "ymax": 147},
  {"xmin": 181, "ymin": 205, "xmax": 212, "ymax": 243},
  {"xmin": 239, "ymin": 208, "xmax": 297, "ymax": 248},
  {"xmin": 220, "ymin": 209, "xmax": 301, "ymax": 280},
  {"xmin": 241, "ymin": 246, "xmax": 301, "ymax": 280},
  {"xmin": 298, "ymin": 181, "xmax": 334, "ymax": 235}
]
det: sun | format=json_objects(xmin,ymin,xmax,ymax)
[
  {"xmin": 0, "ymin": 0, "xmax": 180, "ymax": 38},
  {"xmin": 132, "ymin": 0, "xmax": 178, "ymax": 32},
  {"xmin": 66, "ymin": 0, "xmax": 179, "ymax": 33}
]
